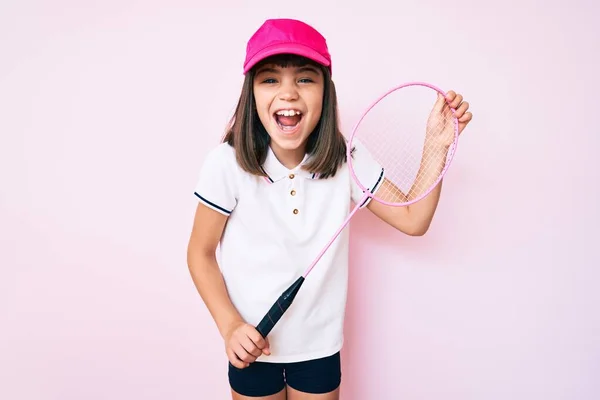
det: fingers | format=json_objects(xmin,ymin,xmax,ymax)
[
  {"xmin": 443, "ymin": 89, "xmax": 473, "ymax": 135},
  {"xmin": 445, "ymin": 90, "xmax": 471, "ymax": 121},
  {"xmin": 239, "ymin": 334, "xmax": 263, "ymax": 359},
  {"xmin": 454, "ymin": 101, "xmax": 469, "ymax": 119},
  {"xmin": 434, "ymin": 92, "xmax": 447, "ymax": 111},
  {"xmin": 227, "ymin": 347, "xmax": 248, "ymax": 369},
  {"xmin": 233, "ymin": 339, "xmax": 256, "ymax": 364},
  {"xmin": 225, "ymin": 323, "xmax": 272, "ymax": 370},
  {"xmin": 247, "ymin": 327, "xmax": 271, "ymax": 355},
  {"xmin": 445, "ymin": 90, "xmax": 463, "ymax": 109},
  {"xmin": 459, "ymin": 111, "xmax": 473, "ymax": 123}
]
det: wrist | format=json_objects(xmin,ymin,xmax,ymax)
[
  {"xmin": 424, "ymin": 142, "xmax": 450, "ymax": 165},
  {"xmin": 425, "ymin": 140, "xmax": 451, "ymax": 154},
  {"xmin": 219, "ymin": 317, "xmax": 244, "ymax": 340}
]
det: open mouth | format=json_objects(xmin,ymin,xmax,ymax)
[{"xmin": 274, "ymin": 109, "xmax": 303, "ymax": 133}]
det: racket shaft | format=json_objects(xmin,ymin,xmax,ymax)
[
  {"xmin": 302, "ymin": 195, "xmax": 364, "ymax": 277},
  {"xmin": 256, "ymin": 277, "xmax": 304, "ymax": 337}
]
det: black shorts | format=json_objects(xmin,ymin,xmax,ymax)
[{"xmin": 228, "ymin": 351, "xmax": 341, "ymax": 397}]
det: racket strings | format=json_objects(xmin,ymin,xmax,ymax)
[{"xmin": 350, "ymin": 85, "xmax": 457, "ymax": 205}]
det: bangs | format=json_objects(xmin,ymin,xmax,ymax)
[{"xmin": 252, "ymin": 54, "xmax": 322, "ymax": 71}]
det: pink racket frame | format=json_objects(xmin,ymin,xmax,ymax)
[
  {"xmin": 347, "ymin": 81, "xmax": 460, "ymax": 208},
  {"xmin": 302, "ymin": 82, "xmax": 459, "ymax": 278}
]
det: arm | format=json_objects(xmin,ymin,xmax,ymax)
[
  {"xmin": 366, "ymin": 90, "xmax": 472, "ymax": 236},
  {"xmin": 187, "ymin": 202, "xmax": 241, "ymax": 337},
  {"xmin": 367, "ymin": 150, "xmax": 447, "ymax": 236},
  {"xmin": 186, "ymin": 203, "xmax": 269, "ymax": 368}
]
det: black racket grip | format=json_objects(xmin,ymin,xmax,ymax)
[{"xmin": 256, "ymin": 276, "xmax": 305, "ymax": 338}]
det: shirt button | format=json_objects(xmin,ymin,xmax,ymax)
[
  {"xmin": 293, "ymin": 209, "xmax": 299, "ymax": 215},
  {"xmin": 290, "ymin": 189, "xmax": 296, "ymax": 196},
  {"xmin": 289, "ymin": 173, "xmax": 295, "ymax": 179}
]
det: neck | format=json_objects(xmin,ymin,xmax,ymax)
[{"xmin": 270, "ymin": 143, "xmax": 307, "ymax": 169}]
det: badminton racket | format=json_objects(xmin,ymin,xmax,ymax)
[{"xmin": 255, "ymin": 81, "xmax": 460, "ymax": 338}]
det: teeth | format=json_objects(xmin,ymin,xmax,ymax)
[{"xmin": 276, "ymin": 110, "xmax": 302, "ymax": 116}]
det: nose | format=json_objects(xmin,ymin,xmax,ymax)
[{"xmin": 278, "ymin": 77, "xmax": 299, "ymax": 101}]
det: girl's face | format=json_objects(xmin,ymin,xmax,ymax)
[{"xmin": 253, "ymin": 63, "xmax": 324, "ymax": 166}]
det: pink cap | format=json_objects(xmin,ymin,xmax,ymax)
[{"xmin": 243, "ymin": 18, "xmax": 332, "ymax": 75}]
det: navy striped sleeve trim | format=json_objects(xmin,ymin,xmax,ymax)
[
  {"xmin": 360, "ymin": 167, "xmax": 385, "ymax": 207},
  {"xmin": 194, "ymin": 192, "xmax": 232, "ymax": 215}
]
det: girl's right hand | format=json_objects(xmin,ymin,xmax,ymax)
[{"xmin": 223, "ymin": 320, "xmax": 271, "ymax": 369}]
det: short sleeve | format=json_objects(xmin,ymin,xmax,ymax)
[
  {"xmin": 349, "ymin": 139, "xmax": 385, "ymax": 208},
  {"xmin": 193, "ymin": 143, "xmax": 238, "ymax": 216}
]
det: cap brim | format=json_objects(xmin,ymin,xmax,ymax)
[{"xmin": 243, "ymin": 43, "xmax": 330, "ymax": 74}]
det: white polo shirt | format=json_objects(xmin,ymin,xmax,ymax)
[{"xmin": 193, "ymin": 139, "xmax": 384, "ymax": 363}]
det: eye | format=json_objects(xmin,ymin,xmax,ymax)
[
  {"xmin": 262, "ymin": 78, "xmax": 277, "ymax": 84},
  {"xmin": 298, "ymin": 78, "xmax": 314, "ymax": 84}
]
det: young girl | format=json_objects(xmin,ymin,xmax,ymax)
[{"xmin": 187, "ymin": 18, "xmax": 472, "ymax": 400}]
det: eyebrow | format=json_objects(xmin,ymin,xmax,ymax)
[
  {"xmin": 255, "ymin": 67, "xmax": 279, "ymax": 75},
  {"xmin": 255, "ymin": 65, "xmax": 321, "ymax": 75},
  {"xmin": 296, "ymin": 66, "xmax": 321, "ymax": 75}
]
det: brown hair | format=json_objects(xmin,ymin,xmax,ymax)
[{"xmin": 222, "ymin": 54, "xmax": 347, "ymax": 179}]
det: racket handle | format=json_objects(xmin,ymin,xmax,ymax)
[{"xmin": 255, "ymin": 276, "xmax": 305, "ymax": 338}]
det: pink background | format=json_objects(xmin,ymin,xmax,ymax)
[{"xmin": 1, "ymin": 1, "xmax": 598, "ymax": 399}]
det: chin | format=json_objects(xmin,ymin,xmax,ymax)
[{"xmin": 267, "ymin": 130, "xmax": 309, "ymax": 152}]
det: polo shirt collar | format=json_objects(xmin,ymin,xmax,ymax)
[{"xmin": 261, "ymin": 145, "xmax": 317, "ymax": 182}]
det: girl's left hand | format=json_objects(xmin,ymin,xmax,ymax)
[
  {"xmin": 444, "ymin": 90, "xmax": 473, "ymax": 135},
  {"xmin": 426, "ymin": 90, "xmax": 473, "ymax": 148}
]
